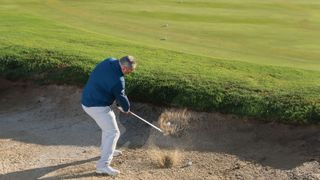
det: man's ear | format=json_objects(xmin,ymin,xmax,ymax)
[{"xmin": 121, "ymin": 66, "xmax": 126, "ymax": 73}]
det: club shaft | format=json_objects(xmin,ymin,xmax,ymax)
[{"xmin": 129, "ymin": 111, "xmax": 163, "ymax": 133}]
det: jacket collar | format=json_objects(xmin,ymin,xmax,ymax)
[{"xmin": 109, "ymin": 58, "xmax": 124, "ymax": 76}]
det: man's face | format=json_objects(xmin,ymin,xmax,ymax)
[{"xmin": 121, "ymin": 66, "xmax": 134, "ymax": 74}]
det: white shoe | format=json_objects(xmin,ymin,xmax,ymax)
[
  {"xmin": 113, "ymin": 150, "xmax": 123, "ymax": 157},
  {"xmin": 96, "ymin": 166, "xmax": 120, "ymax": 176}
]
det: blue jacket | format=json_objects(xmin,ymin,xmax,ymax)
[{"xmin": 81, "ymin": 58, "xmax": 130, "ymax": 112}]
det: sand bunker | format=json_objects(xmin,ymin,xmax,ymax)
[{"xmin": 0, "ymin": 78, "xmax": 319, "ymax": 179}]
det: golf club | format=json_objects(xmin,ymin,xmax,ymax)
[{"xmin": 129, "ymin": 111, "xmax": 164, "ymax": 133}]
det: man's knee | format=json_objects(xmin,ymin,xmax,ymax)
[
  {"xmin": 103, "ymin": 129, "xmax": 120, "ymax": 137},
  {"xmin": 115, "ymin": 129, "xmax": 120, "ymax": 139},
  {"xmin": 115, "ymin": 129, "xmax": 120, "ymax": 138}
]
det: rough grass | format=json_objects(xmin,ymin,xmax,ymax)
[{"xmin": 0, "ymin": 0, "xmax": 320, "ymax": 123}]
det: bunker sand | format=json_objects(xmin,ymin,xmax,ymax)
[{"xmin": 0, "ymin": 79, "xmax": 319, "ymax": 179}]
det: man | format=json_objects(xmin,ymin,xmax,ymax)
[{"xmin": 81, "ymin": 55, "xmax": 136, "ymax": 176}]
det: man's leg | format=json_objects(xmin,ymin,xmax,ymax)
[
  {"xmin": 99, "ymin": 111, "xmax": 120, "ymax": 167},
  {"xmin": 82, "ymin": 105, "xmax": 120, "ymax": 170}
]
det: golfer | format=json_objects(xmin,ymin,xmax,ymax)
[{"xmin": 81, "ymin": 56, "xmax": 136, "ymax": 176}]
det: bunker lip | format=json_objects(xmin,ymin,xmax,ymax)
[{"xmin": 0, "ymin": 78, "xmax": 319, "ymax": 179}]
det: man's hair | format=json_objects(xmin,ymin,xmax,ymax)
[{"xmin": 119, "ymin": 55, "xmax": 137, "ymax": 69}]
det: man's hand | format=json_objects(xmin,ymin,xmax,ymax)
[
  {"xmin": 117, "ymin": 106, "xmax": 129, "ymax": 114},
  {"xmin": 117, "ymin": 106, "xmax": 124, "ymax": 112}
]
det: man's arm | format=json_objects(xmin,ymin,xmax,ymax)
[{"xmin": 111, "ymin": 80, "xmax": 130, "ymax": 112}]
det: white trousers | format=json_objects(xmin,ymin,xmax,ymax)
[{"xmin": 82, "ymin": 105, "xmax": 120, "ymax": 168}]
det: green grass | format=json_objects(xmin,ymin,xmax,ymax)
[{"xmin": 0, "ymin": 0, "xmax": 320, "ymax": 123}]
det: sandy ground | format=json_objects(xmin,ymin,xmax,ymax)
[{"xmin": 0, "ymin": 79, "xmax": 319, "ymax": 180}]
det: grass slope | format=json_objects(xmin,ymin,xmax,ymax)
[{"xmin": 0, "ymin": 0, "xmax": 319, "ymax": 123}]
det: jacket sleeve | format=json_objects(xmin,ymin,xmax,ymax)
[{"xmin": 111, "ymin": 79, "xmax": 130, "ymax": 112}]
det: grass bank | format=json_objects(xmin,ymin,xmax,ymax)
[
  {"xmin": 0, "ymin": 0, "xmax": 319, "ymax": 123},
  {"xmin": 1, "ymin": 44, "xmax": 319, "ymax": 123}
]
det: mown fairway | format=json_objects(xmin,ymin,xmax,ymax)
[{"xmin": 0, "ymin": 0, "xmax": 319, "ymax": 123}]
